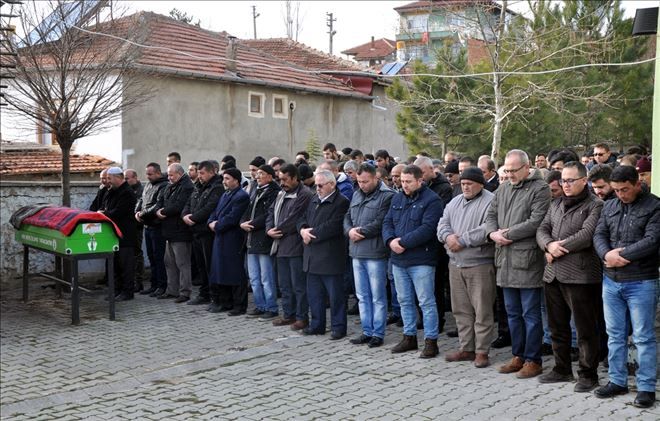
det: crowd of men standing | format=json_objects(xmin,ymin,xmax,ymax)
[{"xmin": 90, "ymin": 143, "xmax": 658, "ymax": 409}]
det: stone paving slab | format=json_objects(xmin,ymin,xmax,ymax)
[{"xmin": 1, "ymin": 278, "xmax": 658, "ymax": 420}]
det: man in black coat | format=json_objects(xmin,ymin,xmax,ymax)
[
  {"xmin": 90, "ymin": 169, "xmax": 111, "ymax": 211},
  {"xmin": 297, "ymin": 169, "xmax": 350, "ymax": 339},
  {"xmin": 125, "ymin": 169, "xmax": 145, "ymax": 292},
  {"xmin": 182, "ymin": 161, "xmax": 224, "ymax": 305},
  {"xmin": 135, "ymin": 163, "xmax": 169, "ymax": 297},
  {"xmin": 101, "ymin": 167, "xmax": 137, "ymax": 301},
  {"xmin": 240, "ymin": 165, "xmax": 281, "ymax": 319},
  {"xmin": 156, "ymin": 163, "xmax": 195, "ymax": 303},
  {"xmin": 267, "ymin": 164, "xmax": 315, "ymax": 330}
]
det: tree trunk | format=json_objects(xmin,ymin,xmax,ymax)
[
  {"xmin": 491, "ymin": 74, "xmax": 503, "ymax": 163},
  {"xmin": 60, "ymin": 142, "xmax": 72, "ymax": 207}
]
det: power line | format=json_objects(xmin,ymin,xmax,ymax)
[{"xmin": 69, "ymin": 24, "xmax": 657, "ymax": 80}]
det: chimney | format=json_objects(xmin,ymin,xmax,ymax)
[
  {"xmin": 370, "ymin": 36, "xmax": 375, "ymax": 50},
  {"xmin": 226, "ymin": 36, "xmax": 237, "ymax": 73}
]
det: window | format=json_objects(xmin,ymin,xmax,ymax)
[
  {"xmin": 272, "ymin": 94, "xmax": 288, "ymax": 119},
  {"xmin": 248, "ymin": 91, "xmax": 265, "ymax": 118}
]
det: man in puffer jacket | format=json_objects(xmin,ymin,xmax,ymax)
[
  {"xmin": 593, "ymin": 165, "xmax": 660, "ymax": 409},
  {"xmin": 344, "ymin": 163, "xmax": 394, "ymax": 348}
]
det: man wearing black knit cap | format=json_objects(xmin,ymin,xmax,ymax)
[
  {"xmin": 208, "ymin": 167, "xmax": 251, "ymax": 314},
  {"xmin": 247, "ymin": 156, "xmax": 266, "ymax": 200},
  {"xmin": 437, "ymin": 167, "xmax": 496, "ymax": 368}
]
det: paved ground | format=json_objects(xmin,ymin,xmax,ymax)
[{"xmin": 1, "ymin": 278, "xmax": 658, "ymax": 420}]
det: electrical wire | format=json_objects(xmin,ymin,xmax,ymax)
[{"xmin": 70, "ymin": 24, "xmax": 657, "ymax": 80}]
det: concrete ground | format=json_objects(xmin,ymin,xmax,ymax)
[{"xmin": 1, "ymin": 278, "xmax": 658, "ymax": 420}]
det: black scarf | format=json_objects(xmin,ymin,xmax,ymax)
[{"xmin": 561, "ymin": 187, "xmax": 589, "ymax": 208}]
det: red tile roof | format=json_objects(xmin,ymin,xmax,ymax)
[
  {"xmin": 129, "ymin": 13, "xmax": 369, "ymax": 99},
  {"xmin": 242, "ymin": 38, "xmax": 365, "ymax": 72},
  {"xmin": 341, "ymin": 38, "xmax": 396, "ymax": 61},
  {"xmin": 0, "ymin": 144, "xmax": 115, "ymax": 175}
]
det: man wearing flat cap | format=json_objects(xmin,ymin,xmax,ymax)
[{"xmin": 437, "ymin": 167, "xmax": 496, "ymax": 368}]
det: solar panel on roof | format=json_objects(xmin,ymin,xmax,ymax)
[
  {"xmin": 23, "ymin": 0, "xmax": 106, "ymax": 46},
  {"xmin": 381, "ymin": 61, "xmax": 407, "ymax": 75}
]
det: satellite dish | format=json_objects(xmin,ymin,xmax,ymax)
[{"xmin": 23, "ymin": 0, "xmax": 107, "ymax": 46}]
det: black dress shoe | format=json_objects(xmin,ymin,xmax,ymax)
[
  {"xmin": 149, "ymin": 288, "xmax": 165, "ymax": 297},
  {"xmin": 330, "ymin": 331, "xmax": 346, "ymax": 340},
  {"xmin": 350, "ymin": 334, "xmax": 372, "ymax": 345},
  {"xmin": 368, "ymin": 337, "xmax": 384, "ymax": 348},
  {"xmin": 594, "ymin": 382, "xmax": 629, "ymax": 399},
  {"xmin": 492, "ymin": 335, "xmax": 511, "ymax": 349},
  {"xmin": 246, "ymin": 308, "xmax": 265, "ymax": 317},
  {"xmin": 228, "ymin": 308, "xmax": 246, "ymax": 316},
  {"xmin": 140, "ymin": 286, "xmax": 157, "ymax": 295},
  {"xmin": 633, "ymin": 391, "xmax": 656, "ymax": 408},
  {"xmin": 207, "ymin": 303, "xmax": 224, "ymax": 313},
  {"xmin": 157, "ymin": 293, "xmax": 178, "ymax": 300},
  {"xmin": 174, "ymin": 295, "xmax": 189, "ymax": 303},
  {"xmin": 301, "ymin": 327, "xmax": 324, "ymax": 336},
  {"xmin": 187, "ymin": 296, "xmax": 210, "ymax": 305},
  {"xmin": 574, "ymin": 377, "xmax": 598, "ymax": 393}
]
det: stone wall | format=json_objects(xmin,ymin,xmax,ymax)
[{"xmin": 0, "ymin": 181, "xmax": 100, "ymax": 287}]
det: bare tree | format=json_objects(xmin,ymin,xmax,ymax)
[
  {"xmin": 390, "ymin": 0, "xmax": 620, "ymax": 162},
  {"xmin": 2, "ymin": 0, "xmax": 152, "ymax": 206},
  {"xmin": 282, "ymin": 1, "xmax": 304, "ymax": 41}
]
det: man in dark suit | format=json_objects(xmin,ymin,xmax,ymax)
[
  {"xmin": 183, "ymin": 161, "xmax": 224, "ymax": 306},
  {"xmin": 100, "ymin": 167, "xmax": 137, "ymax": 301},
  {"xmin": 156, "ymin": 163, "xmax": 195, "ymax": 303},
  {"xmin": 208, "ymin": 168, "xmax": 250, "ymax": 315},
  {"xmin": 297, "ymin": 169, "xmax": 350, "ymax": 340}
]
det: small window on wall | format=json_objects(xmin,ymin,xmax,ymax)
[
  {"xmin": 248, "ymin": 91, "xmax": 265, "ymax": 118},
  {"xmin": 272, "ymin": 94, "xmax": 288, "ymax": 119}
]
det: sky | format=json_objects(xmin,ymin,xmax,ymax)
[{"xmin": 122, "ymin": 0, "xmax": 658, "ymax": 59}]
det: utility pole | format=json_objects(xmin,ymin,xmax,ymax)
[
  {"xmin": 326, "ymin": 12, "xmax": 336, "ymax": 54},
  {"xmin": 252, "ymin": 5, "xmax": 260, "ymax": 39}
]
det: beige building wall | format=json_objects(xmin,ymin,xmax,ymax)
[{"xmin": 122, "ymin": 77, "xmax": 407, "ymax": 170}]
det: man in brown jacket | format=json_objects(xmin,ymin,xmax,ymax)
[{"xmin": 536, "ymin": 161, "xmax": 604, "ymax": 392}]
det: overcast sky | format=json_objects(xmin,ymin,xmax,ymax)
[{"xmin": 123, "ymin": 1, "xmax": 658, "ymax": 59}]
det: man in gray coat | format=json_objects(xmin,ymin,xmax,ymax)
[
  {"xmin": 485, "ymin": 149, "xmax": 551, "ymax": 379},
  {"xmin": 437, "ymin": 168, "xmax": 496, "ymax": 368},
  {"xmin": 344, "ymin": 164, "xmax": 394, "ymax": 348},
  {"xmin": 536, "ymin": 161, "xmax": 603, "ymax": 392}
]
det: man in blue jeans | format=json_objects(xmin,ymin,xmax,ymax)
[
  {"xmin": 383, "ymin": 164, "xmax": 443, "ymax": 358},
  {"xmin": 485, "ymin": 150, "xmax": 551, "ymax": 379},
  {"xmin": 593, "ymin": 165, "xmax": 659, "ymax": 408},
  {"xmin": 344, "ymin": 163, "xmax": 394, "ymax": 348},
  {"xmin": 266, "ymin": 164, "xmax": 314, "ymax": 331},
  {"xmin": 241, "ymin": 165, "xmax": 281, "ymax": 319}
]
